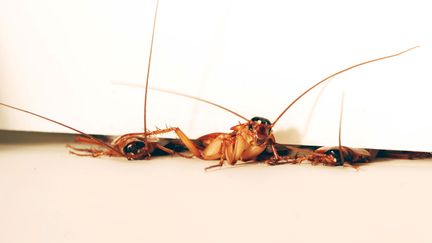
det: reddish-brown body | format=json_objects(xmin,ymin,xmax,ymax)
[
  {"xmin": 69, "ymin": 127, "xmax": 191, "ymax": 160},
  {"xmin": 174, "ymin": 118, "xmax": 277, "ymax": 169},
  {"xmin": 308, "ymin": 146, "xmax": 372, "ymax": 166}
]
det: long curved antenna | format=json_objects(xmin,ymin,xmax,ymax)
[
  {"xmin": 151, "ymin": 87, "xmax": 249, "ymax": 121},
  {"xmin": 272, "ymin": 46, "xmax": 419, "ymax": 127},
  {"xmin": 0, "ymin": 102, "xmax": 124, "ymax": 157},
  {"xmin": 112, "ymin": 80, "xmax": 249, "ymax": 121},
  {"xmin": 338, "ymin": 92, "xmax": 345, "ymax": 165},
  {"xmin": 144, "ymin": 0, "xmax": 160, "ymax": 136}
]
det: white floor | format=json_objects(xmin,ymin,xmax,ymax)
[{"xmin": 1, "ymin": 131, "xmax": 432, "ymax": 243}]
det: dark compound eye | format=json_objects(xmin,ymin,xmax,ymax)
[
  {"xmin": 123, "ymin": 141, "xmax": 146, "ymax": 155},
  {"xmin": 251, "ymin": 117, "xmax": 272, "ymax": 126},
  {"xmin": 325, "ymin": 150, "xmax": 352, "ymax": 166},
  {"xmin": 249, "ymin": 117, "xmax": 272, "ymax": 134}
]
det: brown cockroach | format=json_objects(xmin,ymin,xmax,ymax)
[
  {"xmin": 307, "ymin": 147, "xmax": 372, "ymax": 166},
  {"xmin": 297, "ymin": 93, "xmax": 373, "ymax": 166},
  {"xmin": 291, "ymin": 84, "xmax": 431, "ymax": 167},
  {"xmin": 0, "ymin": 0, "xmax": 190, "ymax": 160},
  {"xmin": 308, "ymin": 142, "xmax": 432, "ymax": 166},
  {"xmin": 0, "ymin": 101, "xmax": 188, "ymax": 160},
  {"xmin": 154, "ymin": 46, "xmax": 419, "ymax": 170}
]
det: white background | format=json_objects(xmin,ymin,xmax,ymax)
[{"xmin": 0, "ymin": 0, "xmax": 431, "ymax": 151}]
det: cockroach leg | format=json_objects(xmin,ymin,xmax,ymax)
[
  {"xmin": 153, "ymin": 143, "xmax": 193, "ymax": 158},
  {"xmin": 204, "ymin": 164, "xmax": 223, "ymax": 171},
  {"xmin": 69, "ymin": 149, "xmax": 105, "ymax": 158},
  {"xmin": 66, "ymin": 144, "xmax": 110, "ymax": 157},
  {"xmin": 204, "ymin": 142, "xmax": 227, "ymax": 171},
  {"xmin": 265, "ymin": 143, "xmax": 289, "ymax": 165}
]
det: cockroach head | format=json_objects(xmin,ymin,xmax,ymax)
[
  {"xmin": 248, "ymin": 117, "xmax": 273, "ymax": 145},
  {"xmin": 317, "ymin": 147, "xmax": 370, "ymax": 166},
  {"xmin": 324, "ymin": 149, "xmax": 348, "ymax": 166},
  {"xmin": 122, "ymin": 138, "xmax": 154, "ymax": 160}
]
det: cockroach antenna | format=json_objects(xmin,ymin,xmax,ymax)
[
  {"xmin": 0, "ymin": 102, "xmax": 125, "ymax": 158},
  {"xmin": 338, "ymin": 92, "xmax": 345, "ymax": 165},
  {"xmin": 111, "ymin": 81, "xmax": 250, "ymax": 122},
  {"xmin": 144, "ymin": 0, "xmax": 160, "ymax": 137},
  {"xmin": 150, "ymin": 87, "xmax": 249, "ymax": 121},
  {"xmin": 271, "ymin": 46, "xmax": 420, "ymax": 127}
]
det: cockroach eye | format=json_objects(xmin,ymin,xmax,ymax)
[
  {"xmin": 251, "ymin": 117, "xmax": 272, "ymax": 126},
  {"xmin": 123, "ymin": 141, "xmax": 146, "ymax": 155},
  {"xmin": 250, "ymin": 117, "xmax": 272, "ymax": 133},
  {"xmin": 325, "ymin": 150, "xmax": 342, "ymax": 166},
  {"xmin": 325, "ymin": 149, "xmax": 352, "ymax": 166}
]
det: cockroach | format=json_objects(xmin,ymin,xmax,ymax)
[
  {"xmin": 152, "ymin": 46, "xmax": 419, "ymax": 170},
  {"xmin": 286, "ymin": 82, "xmax": 431, "ymax": 167},
  {"xmin": 298, "ymin": 93, "xmax": 373, "ymax": 166},
  {"xmin": 0, "ymin": 0, "xmax": 190, "ymax": 160},
  {"xmin": 0, "ymin": 100, "xmax": 189, "ymax": 160}
]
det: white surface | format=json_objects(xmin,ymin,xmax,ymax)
[
  {"xmin": 1, "ymin": 131, "xmax": 432, "ymax": 243},
  {"xmin": 0, "ymin": 0, "xmax": 431, "ymax": 151}
]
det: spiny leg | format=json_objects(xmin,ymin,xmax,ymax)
[
  {"xmin": 204, "ymin": 157, "xmax": 224, "ymax": 171},
  {"xmin": 113, "ymin": 127, "xmax": 201, "ymax": 159},
  {"xmin": 123, "ymin": 127, "xmax": 203, "ymax": 158},
  {"xmin": 266, "ymin": 143, "xmax": 301, "ymax": 165},
  {"xmin": 204, "ymin": 142, "xmax": 227, "ymax": 171},
  {"xmin": 267, "ymin": 157, "xmax": 299, "ymax": 166},
  {"xmin": 265, "ymin": 143, "xmax": 282, "ymax": 165},
  {"xmin": 171, "ymin": 128, "xmax": 202, "ymax": 158},
  {"xmin": 153, "ymin": 143, "xmax": 193, "ymax": 158},
  {"xmin": 67, "ymin": 144, "xmax": 109, "ymax": 157}
]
